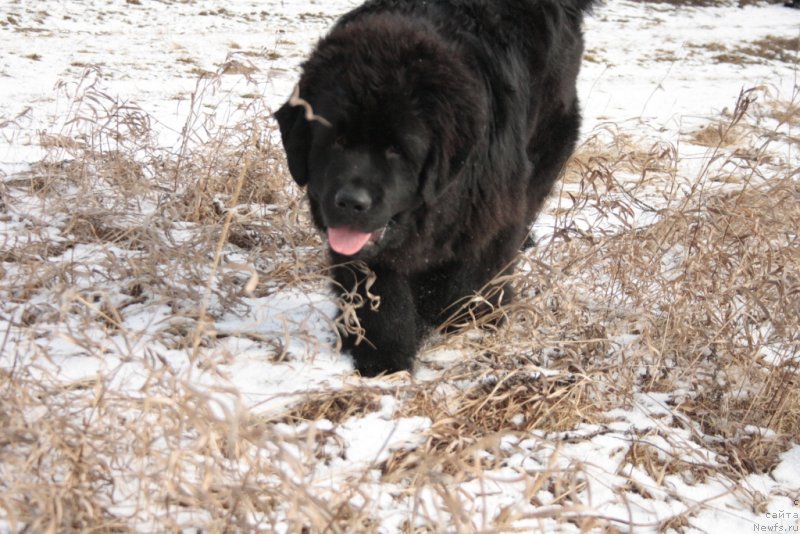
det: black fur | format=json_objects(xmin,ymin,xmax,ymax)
[{"xmin": 275, "ymin": 0, "xmax": 594, "ymax": 376}]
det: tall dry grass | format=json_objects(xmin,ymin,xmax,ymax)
[{"xmin": 0, "ymin": 55, "xmax": 798, "ymax": 533}]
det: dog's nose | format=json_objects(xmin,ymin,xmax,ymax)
[{"xmin": 334, "ymin": 185, "xmax": 372, "ymax": 213}]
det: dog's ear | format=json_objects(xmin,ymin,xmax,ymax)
[
  {"xmin": 419, "ymin": 148, "xmax": 439, "ymax": 205},
  {"xmin": 275, "ymin": 102, "xmax": 312, "ymax": 187},
  {"xmin": 419, "ymin": 131, "xmax": 476, "ymax": 204},
  {"xmin": 420, "ymin": 148, "xmax": 456, "ymax": 205}
]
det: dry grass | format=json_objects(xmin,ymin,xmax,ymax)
[
  {"xmin": 0, "ymin": 54, "xmax": 798, "ymax": 533},
  {"xmin": 536, "ymin": 88, "xmax": 800, "ymax": 486},
  {"xmin": 713, "ymin": 35, "xmax": 800, "ymax": 65},
  {"xmin": 636, "ymin": 0, "xmax": 785, "ymax": 6}
]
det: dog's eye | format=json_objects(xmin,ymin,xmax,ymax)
[
  {"xmin": 334, "ymin": 134, "xmax": 346, "ymax": 147},
  {"xmin": 385, "ymin": 145, "xmax": 401, "ymax": 159}
]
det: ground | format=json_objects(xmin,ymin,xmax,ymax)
[{"xmin": 0, "ymin": 0, "xmax": 799, "ymax": 532}]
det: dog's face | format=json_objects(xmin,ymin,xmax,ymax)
[
  {"xmin": 275, "ymin": 97, "xmax": 431, "ymax": 258},
  {"xmin": 276, "ymin": 99, "xmax": 431, "ymax": 257},
  {"xmin": 274, "ymin": 13, "xmax": 485, "ymax": 260}
]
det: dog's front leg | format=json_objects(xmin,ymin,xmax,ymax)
[{"xmin": 332, "ymin": 264, "xmax": 420, "ymax": 376}]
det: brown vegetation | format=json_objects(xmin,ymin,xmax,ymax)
[{"xmin": 0, "ymin": 54, "xmax": 798, "ymax": 534}]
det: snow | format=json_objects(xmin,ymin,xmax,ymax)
[
  {"xmin": 582, "ymin": 3, "xmax": 799, "ymax": 126},
  {"xmin": 1, "ymin": 0, "xmax": 799, "ymax": 532}
]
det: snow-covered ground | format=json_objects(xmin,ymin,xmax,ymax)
[{"xmin": 1, "ymin": 1, "xmax": 799, "ymax": 532}]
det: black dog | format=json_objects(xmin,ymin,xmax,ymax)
[{"xmin": 276, "ymin": 0, "xmax": 594, "ymax": 376}]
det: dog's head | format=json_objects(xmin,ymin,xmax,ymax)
[
  {"xmin": 275, "ymin": 87, "xmax": 430, "ymax": 257},
  {"xmin": 275, "ymin": 14, "xmax": 484, "ymax": 259}
]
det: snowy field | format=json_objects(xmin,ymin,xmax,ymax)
[{"xmin": 1, "ymin": 0, "xmax": 799, "ymax": 532}]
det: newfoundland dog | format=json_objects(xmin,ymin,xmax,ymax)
[{"xmin": 276, "ymin": 0, "xmax": 595, "ymax": 376}]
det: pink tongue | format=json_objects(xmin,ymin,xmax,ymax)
[{"xmin": 327, "ymin": 227, "xmax": 372, "ymax": 256}]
